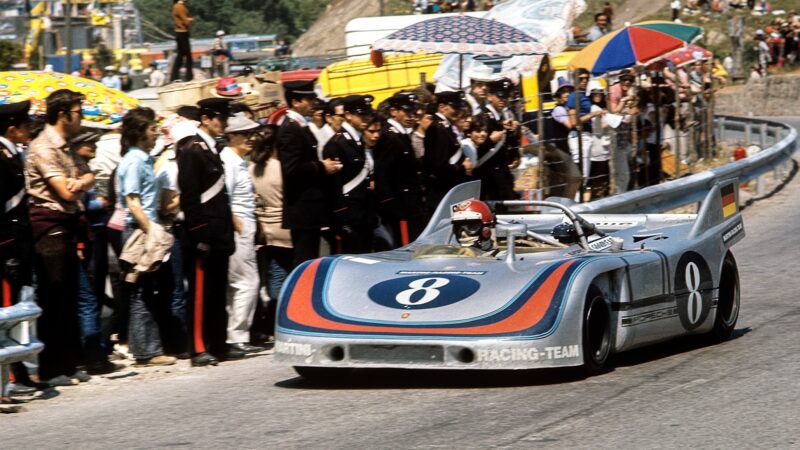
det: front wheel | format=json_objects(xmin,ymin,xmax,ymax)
[{"xmin": 581, "ymin": 288, "xmax": 612, "ymax": 376}]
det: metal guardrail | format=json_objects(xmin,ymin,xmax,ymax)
[
  {"xmin": 1, "ymin": 286, "xmax": 43, "ymax": 398},
  {"xmin": 572, "ymin": 116, "xmax": 798, "ymax": 214}
]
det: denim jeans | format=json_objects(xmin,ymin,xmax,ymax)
[
  {"xmin": 122, "ymin": 226, "xmax": 168, "ymax": 360},
  {"xmin": 77, "ymin": 264, "xmax": 107, "ymax": 364},
  {"xmin": 253, "ymin": 245, "xmax": 292, "ymax": 338}
]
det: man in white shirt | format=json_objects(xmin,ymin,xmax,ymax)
[
  {"xmin": 101, "ymin": 66, "xmax": 122, "ymax": 90},
  {"xmin": 586, "ymin": 13, "xmax": 610, "ymax": 42},
  {"xmin": 146, "ymin": 62, "xmax": 166, "ymax": 88},
  {"xmin": 220, "ymin": 115, "xmax": 263, "ymax": 354}
]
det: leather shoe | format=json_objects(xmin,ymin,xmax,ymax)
[
  {"xmin": 71, "ymin": 370, "xmax": 92, "ymax": 383},
  {"xmin": 230, "ymin": 343, "xmax": 264, "ymax": 353},
  {"xmin": 8, "ymin": 384, "xmax": 37, "ymax": 396},
  {"xmin": 190, "ymin": 352, "xmax": 219, "ymax": 367},
  {"xmin": 86, "ymin": 360, "xmax": 120, "ymax": 375},
  {"xmin": 44, "ymin": 375, "xmax": 80, "ymax": 387},
  {"xmin": 221, "ymin": 347, "xmax": 247, "ymax": 361}
]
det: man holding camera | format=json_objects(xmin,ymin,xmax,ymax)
[{"xmin": 476, "ymin": 78, "xmax": 521, "ymax": 201}]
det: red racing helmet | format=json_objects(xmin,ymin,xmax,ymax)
[{"xmin": 451, "ymin": 199, "xmax": 494, "ymax": 250}]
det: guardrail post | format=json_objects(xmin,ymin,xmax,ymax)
[
  {"xmin": 756, "ymin": 174, "xmax": 766, "ymax": 197},
  {"xmin": 744, "ymin": 123, "xmax": 751, "ymax": 145},
  {"xmin": 716, "ymin": 117, "xmax": 726, "ymax": 143},
  {"xmin": 1, "ymin": 362, "xmax": 8, "ymax": 397},
  {"xmin": 760, "ymin": 123, "xmax": 768, "ymax": 148}
]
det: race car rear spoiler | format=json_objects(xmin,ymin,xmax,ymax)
[{"xmin": 688, "ymin": 178, "xmax": 745, "ymax": 247}]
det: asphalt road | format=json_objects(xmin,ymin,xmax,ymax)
[{"xmin": 2, "ymin": 119, "xmax": 798, "ymax": 449}]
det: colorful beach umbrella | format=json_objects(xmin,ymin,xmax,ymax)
[
  {"xmin": 664, "ymin": 43, "xmax": 713, "ymax": 67},
  {"xmin": 568, "ymin": 21, "xmax": 703, "ymax": 75},
  {"xmin": 0, "ymin": 71, "xmax": 141, "ymax": 125},
  {"xmin": 632, "ymin": 20, "xmax": 704, "ymax": 43},
  {"xmin": 372, "ymin": 15, "xmax": 548, "ymax": 57}
]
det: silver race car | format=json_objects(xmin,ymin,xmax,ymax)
[{"xmin": 275, "ymin": 180, "xmax": 743, "ymax": 378}]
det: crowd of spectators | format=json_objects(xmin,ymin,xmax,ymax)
[
  {"xmin": 0, "ymin": 72, "xmax": 541, "ymax": 399},
  {"xmin": 1, "ymin": 1, "xmax": 737, "ymax": 404},
  {"xmin": 751, "ymin": 15, "xmax": 800, "ymax": 76},
  {"xmin": 410, "ymin": 0, "xmax": 494, "ymax": 14}
]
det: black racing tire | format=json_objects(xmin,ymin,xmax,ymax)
[
  {"xmin": 293, "ymin": 366, "xmax": 353, "ymax": 382},
  {"xmin": 581, "ymin": 287, "xmax": 612, "ymax": 376},
  {"xmin": 706, "ymin": 253, "xmax": 740, "ymax": 343}
]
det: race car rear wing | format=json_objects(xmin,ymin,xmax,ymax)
[{"xmin": 688, "ymin": 178, "xmax": 745, "ymax": 247}]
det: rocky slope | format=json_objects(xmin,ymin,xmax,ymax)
[{"xmin": 291, "ymin": 0, "xmax": 381, "ymax": 56}]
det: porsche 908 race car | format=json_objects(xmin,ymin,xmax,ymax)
[{"xmin": 275, "ymin": 180, "xmax": 744, "ymax": 379}]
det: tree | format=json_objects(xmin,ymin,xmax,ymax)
[
  {"xmin": 0, "ymin": 40, "xmax": 22, "ymax": 70},
  {"xmin": 132, "ymin": 0, "xmax": 330, "ymax": 41}
]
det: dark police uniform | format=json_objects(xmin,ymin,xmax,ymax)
[
  {"xmin": 277, "ymin": 80, "xmax": 334, "ymax": 267},
  {"xmin": 0, "ymin": 101, "xmax": 33, "ymax": 388},
  {"xmin": 423, "ymin": 91, "xmax": 470, "ymax": 215},
  {"xmin": 0, "ymin": 101, "xmax": 36, "ymax": 389},
  {"xmin": 177, "ymin": 98, "xmax": 235, "ymax": 364},
  {"xmin": 374, "ymin": 92, "xmax": 425, "ymax": 247},
  {"xmin": 476, "ymin": 78, "xmax": 521, "ymax": 201},
  {"xmin": 322, "ymin": 95, "xmax": 376, "ymax": 254},
  {"xmin": 0, "ymin": 102, "xmax": 33, "ymax": 300}
]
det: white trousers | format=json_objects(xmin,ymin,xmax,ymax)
[
  {"xmin": 568, "ymin": 132, "xmax": 594, "ymax": 181},
  {"xmin": 226, "ymin": 218, "xmax": 259, "ymax": 344}
]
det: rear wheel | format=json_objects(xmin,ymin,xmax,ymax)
[
  {"xmin": 293, "ymin": 366, "xmax": 353, "ymax": 382},
  {"xmin": 706, "ymin": 253, "xmax": 740, "ymax": 343},
  {"xmin": 581, "ymin": 288, "xmax": 611, "ymax": 376}
]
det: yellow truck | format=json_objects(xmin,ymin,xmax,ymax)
[{"xmin": 317, "ymin": 50, "xmax": 578, "ymax": 113}]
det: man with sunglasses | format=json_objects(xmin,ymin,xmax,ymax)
[
  {"xmin": 568, "ymin": 69, "xmax": 603, "ymax": 185},
  {"xmin": 219, "ymin": 115, "xmax": 263, "ymax": 354},
  {"xmin": 374, "ymin": 92, "xmax": 426, "ymax": 248},
  {"xmin": 323, "ymin": 94, "xmax": 378, "ymax": 254},
  {"xmin": 26, "ymin": 89, "xmax": 96, "ymax": 385}
]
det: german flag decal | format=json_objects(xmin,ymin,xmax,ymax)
[{"xmin": 721, "ymin": 183, "xmax": 737, "ymax": 218}]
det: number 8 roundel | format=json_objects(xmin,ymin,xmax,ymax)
[
  {"xmin": 368, "ymin": 275, "xmax": 481, "ymax": 310},
  {"xmin": 674, "ymin": 251, "xmax": 713, "ymax": 331}
]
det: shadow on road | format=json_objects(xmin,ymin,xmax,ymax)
[
  {"xmin": 611, "ymin": 326, "xmax": 752, "ymax": 369},
  {"xmin": 276, "ymin": 366, "xmax": 586, "ymax": 390},
  {"xmin": 275, "ymin": 327, "xmax": 752, "ymax": 390}
]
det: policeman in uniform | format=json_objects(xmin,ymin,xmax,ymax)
[
  {"xmin": 374, "ymin": 92, "xmax": 426, "ymax": 247},
  {"xmin": 322, "ymin": 95, "xmax": 377, "ymax": 254},
  {"xmin": 177, "ymin": 97, "xmax": 240, "ymax": 367},
  {"xmin": 0, "ymin": 101, "xmax": 38, "ymax": 394},
  {"xmin": 464, "ymin": 65, "xmax": 494, "ymax": 115},
  {"xmin": 278, "ymin": 80, "xmax": 341, "ymax": 267},
  {"xmin": 476, "ymin": 78, "xmax": 521, "ymax": 201},
  {"xmin": 423, "ymin": 91, "xmax": 474, "ymax": 215}
]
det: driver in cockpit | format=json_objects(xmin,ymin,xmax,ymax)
[{"xmin": 450, "ymin": 199, "xmax": 500, "ymax": 256}]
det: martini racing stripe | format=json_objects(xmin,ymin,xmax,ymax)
[{"xmin": 277, "ymin": 257, "xmax": 585, "ymax": 338}]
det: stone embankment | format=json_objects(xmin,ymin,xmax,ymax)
[{"xmin": 715, "ymin": 74, "xmax": 800, "ymax": 117}]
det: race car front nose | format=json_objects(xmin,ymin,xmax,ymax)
[{"xmin": 274, "ymin": 336, "xmax": 584, "ymax": 369}]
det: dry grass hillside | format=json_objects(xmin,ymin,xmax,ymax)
[
  {"xmin": 293, "ymin": 0, "xmax": 671, "ymax": 57},
  {"xmin": 292, "ymin": 0, "xmax": 381, "ymax": 56}
]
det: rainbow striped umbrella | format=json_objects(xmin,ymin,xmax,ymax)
[{"xmin": 569, "ymin": 21, "xmax": 703, "ymax": 75}]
